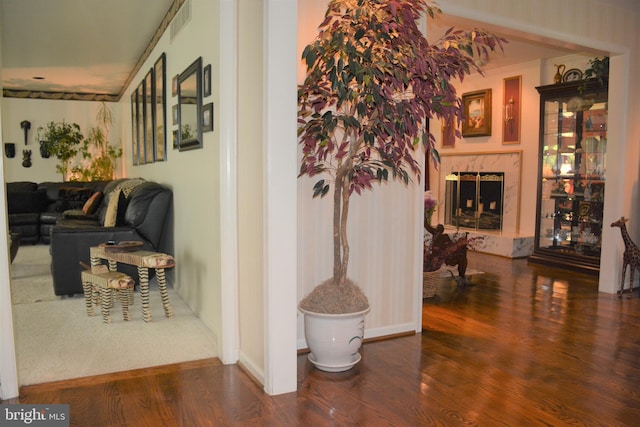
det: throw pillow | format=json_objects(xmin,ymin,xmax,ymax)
[
  {"xmin": 56, "ymin": 187, "xmax": 93, "ymax": 212},
  {"xmin": 103, "ymin": 189, "xmax": 122, "ymax": 227},
  {"xmin": 82, "ymin": 191, "xmax": 104, "ymax": 215}
]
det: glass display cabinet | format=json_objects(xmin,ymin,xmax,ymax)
[{"xmin": 529, "ymin": 80, "xmax": 608, "ymax": 274}]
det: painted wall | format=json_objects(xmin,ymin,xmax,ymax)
[
  {"xmin": 117, "ymin": 0, "xmax": 222, "ymax": 344},
  {"xmin": 237, "ymin": 0, "xmax": 265, "ymax": 382},
  {"xmin": 1, "ymin": 98, "xmax": 123, "ymax": 183}
]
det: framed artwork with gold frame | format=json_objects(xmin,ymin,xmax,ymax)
[{"xmin": 462, "ymin": 89, "xmax": 492, "ymax": 137}]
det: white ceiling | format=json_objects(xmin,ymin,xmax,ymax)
[
  {"xmin": 0, "ymin": 1, "xmax": 595, "ymax": 99},
  {"xmin": 426, "ymin": 13, "xmax": 595, "ymax": 73},
  {"xmin": 0, "ymin": 0, "xmax": 174, "ymax": 97}
]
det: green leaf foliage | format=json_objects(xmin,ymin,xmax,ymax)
[{"xmin": 38, "ymin": 103, "xmax": 122, "ymax": 181}]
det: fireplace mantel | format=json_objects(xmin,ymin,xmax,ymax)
[{"xmin": 434, "ymin": 151, "xmax": 533, "ymax": 258}]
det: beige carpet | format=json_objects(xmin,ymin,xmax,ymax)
[
  {"xmin": 10, "ymin": 244, "xmax": 57, "ymax": 304},
  {"xmin": 9, "ymin": 244, "xmax": 218, "ymax": 386}
]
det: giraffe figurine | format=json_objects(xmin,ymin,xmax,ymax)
[{"xmin": 611, "ymin": 216, "xmax": 640, "ymax": 298}]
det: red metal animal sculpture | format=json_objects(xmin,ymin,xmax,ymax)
[{"xmin": 424, "ymin": 222, "xmax": 468, "ymax": 286}]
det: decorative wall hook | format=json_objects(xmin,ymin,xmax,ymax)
[{"xmin": 20, "ymin": 120, "xmax": 31, "ymax": 145}]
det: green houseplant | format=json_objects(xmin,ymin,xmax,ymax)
[
  {"xmin": 578, "ymin": 56, "xmax": 609, "ymax": 94},
  {"xmin": 71, "ymin": 102, "xmax": 122, "ymax": 181},
  {"xmin": 583, "ymin": 56, "xmax": 609, "ymax": 86},
  {"xmin": 297, "ymin": 0, "xmax": 504, "ymax": 371},
  {"xmin": 39, "ymin": 121, "xmax": 84, "ymax": 181}
]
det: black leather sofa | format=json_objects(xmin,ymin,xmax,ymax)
[
  {"xmin": 39, "ymin": 181, "xmax": 111, "ymax": 244},
  {"xmin": 6, "ymin": 180, "xmax": 109, "ymax": 244},
  {"xmin": 49, "ymin": 178, "xmax": 173, "ymax": 296},
  {"xmin": 6, "ymin": 181, "xmax": 47, "ymax": 244}
]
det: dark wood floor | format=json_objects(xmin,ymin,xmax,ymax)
[{"xmin": 3, "ymin": 252, "xmax": 640, "ymax": 426}]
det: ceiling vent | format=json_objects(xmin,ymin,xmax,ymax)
[{"xmin": 170, "ymin": 0, "xmax": 192, "ymax": 42}]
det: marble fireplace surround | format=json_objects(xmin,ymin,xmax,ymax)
[{"xmin": 436, "ymin": 151, "xmax": 533, "ymax": 258}]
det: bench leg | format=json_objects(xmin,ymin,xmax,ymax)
[
  {"xmin": 92, "ymin": 284, "xmax": 100, "ymax": 309},
  {"xmin": 100, "ymin": 288, "xmax": 112, "ymax": 324},
  {"xmin": 82, "ymin": 281, "xmax": 94, "ymax": 316},
  {"xmin": 156, "ymin": 268, "xmax": 174, "ymax": 318},
  {"xmin": 118, "ymin": 288, "xmax": 131, "ymax": 321},
  {"xmin": 138, "ymin": 267, "xmax": 152, "ymax": 322}
]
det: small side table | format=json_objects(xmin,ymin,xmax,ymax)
[{"xmin": 90, "ymin": 246, "xmax": 175, "ymax": 322}]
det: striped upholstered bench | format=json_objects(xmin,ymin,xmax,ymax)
[{"xmin": 81, "ymin": 265, "xmax": 135, "ymax": 324}]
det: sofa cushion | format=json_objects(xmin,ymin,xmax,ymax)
[
  {"xmin": 63, "ymin": 209, "xmax": 99, "ymax": 221},
  {"xmin": 9, "ymin": 212, "xmax": 40, "ymax": 225},
  {"xmin": 82, "ymin": 191, "xmax": 104, "ymax": 215},
  {"xmin": 103, "ymin": 189, "xmax": 127, "ymax": 227},
  {"xmin": 7, "ymin": 181, "xmax": 38, "ymax": 193},
  {"xmin": 56, "ymin": 187, "xmax": 93, "ymax": 212},
  {"xmin": 40, "ymin": 211, "xmax": 63, "ymax": 224},
  {"xmin": 39, "ymin": 181, "xmax": 86, "ymax": 203},
  {"xmin": 7, "ymin": 188, "xmax": 48, "ymax": 214}
]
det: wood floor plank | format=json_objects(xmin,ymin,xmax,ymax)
[{"xmin": 3, "ymin": 252, "xmax": 640, "ymax": 426}]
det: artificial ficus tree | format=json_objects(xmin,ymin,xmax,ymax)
[{"xmin": 298, "ymin": 0, "xmax": 505, "ymax": 312}]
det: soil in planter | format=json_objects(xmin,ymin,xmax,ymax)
[{"xmin": 299, "ymin": 278, "xmax": 369, "ymax": 314}]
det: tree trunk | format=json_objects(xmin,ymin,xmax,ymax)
[
  {"xmin": 333, "ymin": 170, "xmax": 343, "ymax": 285},
  {"xmin": 333, "ymin": 160, "xmax": 352, "ymax": 287}
]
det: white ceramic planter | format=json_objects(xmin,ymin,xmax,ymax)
[{"xmin": 299, "ymin": 306, "xmax": 370, "ymax": 372}]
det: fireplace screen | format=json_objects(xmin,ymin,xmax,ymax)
[{"xmin": 445, "ymin": 172, "xmax": 504, "ymax": 230}]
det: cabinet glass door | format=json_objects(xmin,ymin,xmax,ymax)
[{"xmin": 533, "ymin": 81, "xmax": 607, "ymax": 273}]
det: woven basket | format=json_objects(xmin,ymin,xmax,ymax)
[{"xmin": 423, "ymin": 271, "xmax": 439, "ymax": 298}]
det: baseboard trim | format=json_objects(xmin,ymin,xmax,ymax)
[
  {"xmin": 297, "ymin": 322, "xmax": 418, "ymax": 351},
  {"xmin": 237, "ymin": 351, "xmax": 265, "ymax": 387}
]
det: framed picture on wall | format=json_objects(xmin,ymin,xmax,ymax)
[
  {"xmin": 136, "ymin": 81, "xmax": 145, "ymax": 163},
  {"xmin": 203, "ymin": 64, "xmax": 212, "ymax": 97},
  {"xmin": 144, "ymin": 68, "xmax": 155, "ymax": 164},
  {"xmin": 130, "ymin": 90, "xmax": 140, "ymax": 166},
  {"xmin": 203, "ymin": 103, "xmax": 214, "ymax": 132},
  {"xmin": 154, "ymin": 53, "xmax": 167, "ymax": 161},
  {"xmin": 172, "ymin": 75, "xmax": 178, "ymax": 97},
  {"xmin": 462, "ymin": 89, "xmax": 492, "ymax": 137}
]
